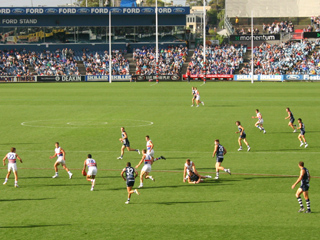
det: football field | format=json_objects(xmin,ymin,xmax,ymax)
[{"xmin": 0, "ymin": 81, "xmax": 319, "ymax": 240}]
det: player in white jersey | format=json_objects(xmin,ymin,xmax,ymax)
[
  {"xmin": 49, "ymin": 142, "xmax": 73, "ymax": 179},
  {"xmin": 3, "ymin": 147, "xmax": 22, "ymax": 188},
  {"xmin": 194, "ymin": 87, "xmax": 204, "ymax": 107},
  {"xmin": 135, "ymin": 149, "xmax": 155, "ymax": 188},
  {"xmin": 191, "ymin": 87, "xmax": 197, "ymax": 107},
  {"xmin": 145, "ymin": 135, "xmax": 166, "ymax": 161},
  {"xmin": 82, "ymin": 154, "xmax": 97, "ymax": 191},
  {"xmin": 183, "ymin": 159, "xmax": 196, "ymax": 182},
  {"xmin": 252, "ymin": 109, "xmax": 266, "ymax": 134}
]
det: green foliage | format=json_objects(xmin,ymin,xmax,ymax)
[
  {"xmin": 78, "ymin": 0, "xmax": 100, "ymax": 7},
  {"xmin": 145, "ymin": 0, "xmax": 165, "ymax": 7},
  {"xmin": 207, "ymin": 8, "xmax": 218, "ymax": 25},
  {"xmin": 0, "ymin": 82, "xmax": 319, "ymax": 239}
]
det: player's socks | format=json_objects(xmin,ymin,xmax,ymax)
[
  {"xmin": 148, "ymin": 176, "xmax": 155, "ymax": 181},
  {"xmin": 247, "ymin": 146, "xmax": 251, "ymax": 152},
  {"xmin": 306, "ymin": 198, "xmax": 310, "ymax": 211},
  {"xmin": 196, "ymin": 105, "xmax": 199, "ymax": 107},
  {"xmin": 238, "ymin": 146, "xmax": 242, "ymax": 151},
  {"xmin": 201, "ymin": 101, "xmax": 204, "ymax": 105},
  {"xmin": 300, "ymin": 141, "xmax": 304, "ymax": 147},
  {"xmin": 134, "ymin": 189, "xmax": 140, "ymax": 195},
  {"xmin": 125, "ymin": 199, "xmax": 130, "ymax": 204},
  {"xmin": 215, "ymin": 172, "xmax": 219, "ymax": 179},
  {"xmin": 52, "ymin": 172, "xmax": 58, "ymax": 178},
  {"xmin": 68, "ymin": 171, "xmax": 73, "ymax": 179},
  {"xmin": 297, "ymin": 197, "xmax": 304, "ymax": 208},
  {"xmin": 3, "ymin": 178, "xmax": 8, "ymax": 185},
  {"xmin": 137, "ymin": 149, "xmax": 140, "ymax": 154},
  {"xmin": 14, "ymin": 181, "xmax": 18, "ymax": 188}
]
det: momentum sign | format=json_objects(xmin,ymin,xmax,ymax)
[{"xmin": 230, "ymin": 34, "xmax": 280, "ymax": 41}]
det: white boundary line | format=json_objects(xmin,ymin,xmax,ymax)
[
  {"xmin": 150, "ymin": 82, "xmax": 158, "ymax": 87},
  {"xmin": 21, "ymin": 119, "xmax": 154, "ymax": 129}
]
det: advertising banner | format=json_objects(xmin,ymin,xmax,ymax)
[
  {"xmin": 283, "ymin": 75, "xmax": 304, "ymax": 81},
  {"xmin": 303, "ymin": 32, "xmax": 320, "ymax": 39},
  {"xmin": 86, "ymin": 75, "xmax": 132, "ymax": 82},
  {"xmin": 37, "ymin": 75, "xmax": 84, "ymax": 82},
  {"xmin": 234, "ymin": 75, "xmax": 282, "ymax": 81},
  {"xmin": 135, "ymin": 74, "xmax": 181, "ymax": 81},
  {"xmin": 230, "ymin": 34, "xmax": 281, "ymax": 41},
  {"xmin": 182, "ymin": 74, "xmax": 233, "ymax": 80}
]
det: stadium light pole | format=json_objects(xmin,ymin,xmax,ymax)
[
  {"xmin": 109, "ymin": 11, "xmax": 112, "ymax": 83},
  {"xmin": 156, "ymin": 0, "xmax": 159, "ymax": 83},
  {"xmin": 203, "ymin": 0, "xmax": 206, "ymax": 82},
  {"xmin": 251, "ymin": 10, "xmax": 254, "ymax": 84}
]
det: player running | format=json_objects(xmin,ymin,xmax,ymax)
[
  {"xmin": 2, "ymin": 147, "xmax": 22, "ymax": 188},
  {"xmin": 194, "ymin": 87, "xmax": 204, "ymax": 107},
  {"xmin": 297, "ymin": 118, "xmax": 308, "ymax": 148},
  {"xmin": 135, "ymin": 149, "xmax": 155, "ymax": 188},
  {"xmin": 117, "ymin": 127, "xmax": 140, "ymax": 159},
  {"xmin": 285, "ymin": 108, "xmax": 296, "ymax": 132},
  {"xmin": 145, "ymin": 135, "xmax": 166, "ymax": 161},
  {"xmin": 235, "ymin": 121, "xmax": 251, "ymax": 151},
  {"xmin": 252, "ymin": 109, "xmax": 266, "ymax": 134},
  {"xmin": 291, "ymin": 161, "xmax": 311, "ymax": 213},
  {"xmin": 212, "ymin": 139, "xmax": 231, "ymax": 179},
  {"xmin": 187, "ymin": 171, "xmax": 211, "ymax": 184},
  {"xmin": 121, "ymin": 162, "xmax": 140, "ymax": 204},
  {"xmin": 191, "ymin": 87, "xmax": 197, "ymax": 107},
  {"xmin": 82, "ymin": 154, "xmax": 97, "ymax": 191},
  {"xmin": 49, "ymin": 142, "xmax": 73, "ymax": 179}
]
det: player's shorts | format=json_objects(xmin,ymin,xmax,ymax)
[
  {"xmin": 216, "ymin": 157, "xmax": 224, "ymax": 163},
  {"xmin": 8, "ymin": 163, "xmax": 17, "ymax": 172},
  {"xmin": 240, "ymin": 133, "xmax": 247, "ymax": 139},
  {"xmin": 87, "ymin": 167, "xmax": 97, "ymax": 176},
  {"xmin": 257, "ymin": 119, "xmax": 264, "ymax": 124},
  {"xmin": 290, "ymin": 118, "xmax": 295, "ymax": 124},
  {"xmin": 147, "ymin": 149, "xmax": 154, "ymax": 157},
  {"xmin": 141, "ymin": 164, "xmax": 152, "ymax": 173},
  {"xmin": 55, "ymin": 156, "xmax": 66, "ymax": 165},
  {"xmin": 300, "ymin": 130, "xmax": 305, "ymax": 136},
  {"xmin": 123, "ymin": 139, "xmax": 130, "ymax": 147},
  {"xmin": 196, "ymin": 95, "xmax": 200, "ymax": 101},
  {"xmin": 126, "ymin": 179, "xmax": 135, "ymax": 187},
  {"xmin": 300, "ymin": 184, "xmax": 309, "ymax": 192}
]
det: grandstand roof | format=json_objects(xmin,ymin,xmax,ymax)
[{"xmin": 226, "ymin": 0, "xmax": 320, "ymax": 18}]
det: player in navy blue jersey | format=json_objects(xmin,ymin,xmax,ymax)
[
  {"xmin": 121, "ymin": 162, "xmax": 140, "ymax": 204},
  {"xmin": 212, "ymin": 139, "xmax": 231, "ymax": 179},
  {"xmin": 292, "ymin": 161, "xmax": 311, "ymax": 213},
  {"xmin": 235, "ymin": 121, "xmax": 251, "ymax": 151},
  {"xmin": 187, "ymin": 171, "xmax": 211, "ymax": 184},
  {"xmin": 297, "ymin": 118, "xmax": 308, "ymax": 148},
  {"xmin": 285, "ymin": 108, "xmax": 296, "ymax": 132},
  {"xmin": 118, "ymin": 127, "xmax": 140, "ymax": 160}
]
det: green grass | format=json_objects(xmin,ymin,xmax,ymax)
[{"xmin": 0, "ymin": 82, "xmax": 319, "ymax": 240}]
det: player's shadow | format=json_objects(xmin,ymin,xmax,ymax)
[
  {"xmin": 0, "ymin": 198, "xmax": 55, "ymax": 202},
  {"xmin": 0, "ymin": 143, "xmax": 42, "ymax": 145},
  {"xmin": 0, "ymin": 224, "xmax": 70, "ymax": 229},
  {"xmin": 21, "ymin": 176, "xmax": 53, "ymax": 179},
  {"xmin": 151, "ymin": 200, "xmax": 225, "ymax": 205}
]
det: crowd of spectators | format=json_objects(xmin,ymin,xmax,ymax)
[
  {"xmin": 0, "ymin": 49, "xmax": 31, "ymax": 76},
  {"xmin": 239, "ymin": 40, "xmax": 317, "ymax": 75},
  {"xmin": 134, "ymin": 45, "xmax": 187, "ymax": 75},
  {"xmin": 82, "ymin": 50, "xmax": 129, "ymax": 75},
  {"xmin": 187, "ymin": 44, "xmax": 245, "ymax": 75},
  {"xmin": 310, "ymin": 16, "xmax": 320, "ymax": 32},
  {"xmin": 30, "ymin": 48, "xmax": 80, "ymax": 76},
  {"xmin": 262, "ymin": 21, "xmax": 294, "ymax": 33}
]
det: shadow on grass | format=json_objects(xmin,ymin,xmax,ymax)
[
  {"xmin": 144, "ymin": 200, "xmax": 225, "ymax": 205},
  {"xmin": 0, "ymin": 198, "xmax": 55, "ymax": 202},
  {"xmin": 0, "ymin": 224, "xmax": 70, "ymax": 229}
]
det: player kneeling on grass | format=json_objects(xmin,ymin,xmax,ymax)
[
  {"xmin": 183, "ymin": 159, "xmax": 198, "ymax": 182},
  {"xmin": 188, "ymin": 171, "xmax": 211, "ymax": 184},
  {"xmin": 82, "ymin": 154, "xmax": 97, "ymax": 191},
  {"xmin": 121, "ymin": 162, "xmax": 140, "ymax": 204},
  {"xmin": 3, "ymin": 147, "xmax": 22, "ymax": 188},
  {"xmin": 135, "ymin": 149, "xmax": 155, "ymax": 188},
  {"xmin": 50, "ymin": 142, "xmax": 73, "ymax": 179}
]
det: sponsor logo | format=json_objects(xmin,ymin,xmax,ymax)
[
  {"xmin": 173, "ymin": 8, "xmax": 185, "ymax": 13},
  {"xmin": 111, "ymin": 8, "xmax": 122, "ymax": 13},
  {"xmin": 12, "ymin": 8, "xmax": 25, "ymax": 14},
  {"xmin": 77, "ymin": 8, "xmax": 90, "ymax": 14},
  {"xmin": 304, "ymin": 75, "xmax": 320, "ymax": 80},
  {"xmin": 232, "ymin": 35, "xmax": 279, "ymax": 41},
  {"xmin": 259, "ymin": 75, "xmax": 282, "ymax": 80},
  {"xmin": 141, "ymin": 8, "xmax": 154, "ymax": 13},
  {"xmin": 137, "ymin": 75, "xmax": 145, "ymax": 81},
  {"xmin": 285, "ymin": 75, "xmax": 301, "ymax": 80},
  {"xmin": 171, "ymin": 74, "xmax": 180, "ymax": 80},
  {"xmin": 45, "ymin": 8, "xmax": 58, "ymax": 14},
  {"xmin": 55, "ymin": 76, "xmax": 82, "ymax": 81}
]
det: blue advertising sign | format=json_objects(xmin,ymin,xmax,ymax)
[
  {"xmin": 86, "ymin": 75, "xmax": 132, "ymax": 82},
  {"xmin": 0, "ymin": 7, "xmax": 189, "ymax": 15},
  {"xmin": 234, "ymin": 75, "xmax": 283, "ymax": 81},
  {"xmin": 283, "ymin": 75, "xmax": 304, "ymax": 81}
]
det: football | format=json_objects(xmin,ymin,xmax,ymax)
[{"xmin": 82, "ymin": 170, "xmax": 87, "ymax": 176}]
